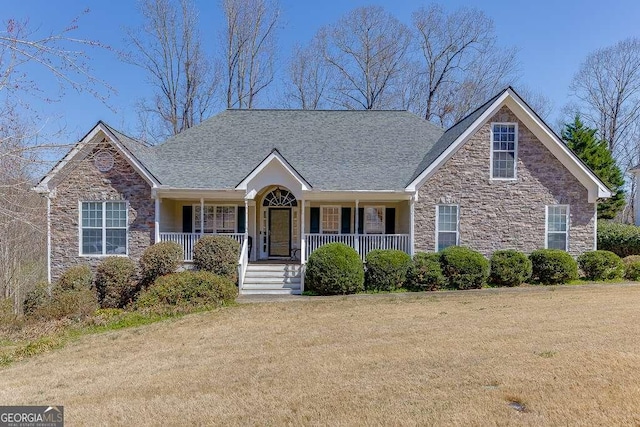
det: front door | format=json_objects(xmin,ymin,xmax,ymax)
[{"xmin": 269, "ymin": 208, "xmax": 291, "ymax": 257}]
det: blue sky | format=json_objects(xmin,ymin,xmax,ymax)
[{"xmin": 5, "ymin": 0, "xmax": 640, "ymax": 142}]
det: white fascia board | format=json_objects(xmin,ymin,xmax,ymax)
[
  {"xmin": 236, "ymin": 151, "xmax": 311, "ymax": 191},
  {"xmin": 36, "ymin": 123, "xmax": 158, "ymax": 192},
  {"xmin": 405, "ymin": 91, "xmax": 511, "ymax": 192},
  {"xmin": 155, "ymin": 188, "xmax": 246, "ymax": 200},
  {"xmin": 302, "ymin": 190, "xmax": 412, "ymax": 201}
]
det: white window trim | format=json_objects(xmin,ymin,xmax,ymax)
[
  {"xmin": 78, "ymin": 200, "xmax": 129, "ymax": 257},
  {"xmin": 490, "ymin": 122, "xmax": 518, "ymax": 181},
  {"xmin": 435, "ymin": 204, "xmax": 460, "ymax": 252},
  {"xmin": 193, "ymin": 204, "xmax": 239, "ymax": 234},
  {"xmin": 545, "ymin": 205, "xmax": 570, "ymax": 251},
  {"xmin": 320, "ymin": 205, "xmax": 341, "ymax": 234},
  {"xmin": 363, "ymin": 205, "xmax": 385, "ymax": 235}
]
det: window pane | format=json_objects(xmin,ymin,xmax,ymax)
[
  {"xmin": 548, "ymin": 233, "xmax": 567, "ymax": 250},
  {"xmin": 322, "ymin": 207, "xmax": 340, "ymax": 234},
  {"xmin": 492, "ymin": 124, "xmax": 516, "ymax": 179},
  {"xmin": 106, "ymin": 229, "xmax": 127, "ymax": 254},
  {"xmin": 438, "ymin": 232, "xmax": 457, "ymax": 251},
  {"xmin": 82, "ymin": 202, "xmax": 102, "ymax": 228},
  {"xmin": 548, "ymin": 206, "xmax": 567, "ymax": 232},
  {"xmin": 105, "ymin": 202, "xmax": 127, "ymax": 228},
  {"xmin": 438, "ymin": 206, "xmax": 458, "ymax": 232},
  {"xmin": 365, "ymin": 207, "xmax": 384, "ymax": 234},
  {"xmin": 492, "ymin": 152, "xmax": 515, "ymax": 178},
  {"xmin": 216, "ymin": 206, "xmax": 236, "ymax": 233},
  {"xmin": 82, "ymin": 229, "xmax": 102, "ymax": 255}
]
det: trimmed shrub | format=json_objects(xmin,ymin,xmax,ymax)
[
  {"xmin": 95, "ymin": 257, "xmax": 138, "ymax": 308},
  {"xmin": 193, "ymin": 235, "xmax": 240, "ymax": 282},
  {"xmin": 623, "ymin": 255, "xmax": 640, "ymax": 281},
  {"xmin": 489, "ymin": 250, "xmax": 532, "ymax": 287},
  {"xmin": 139, "ymin": 241, "xmax": 183, "ymax": 285},
  {"xmin": 32, "ymin": 289, "xmax": 98, "ymax": 321},
  {"xmin": 577, "ymin": 250, "xmax": 624, "ymax": 280},
  {"xmin": 597, "ymin": 221, "xmax": 640, "ymax": 257},
  {"xmin": 135, "ymin": 271, "xmax": 237, "ymax": 309},
  {"xmin": 406, "ymin": 252, "xmax": 445, "ymax": 291},
  {"xmin": 57, "ymin": 265, "xmax": 93, "ymax": 293},
  {"xmin": 23, "ymin": 282, "xmax": 50, "ymax": 316},
  {"xmin": 305, "ymin": 243, "xmax": 364, "ymax": 295},
  {"xmin": 364, "ymin": 249, "xmax": 412, "ymax": 291},
  {"xmin": 529, "ymin": 249, "xmax": 578, "ymax": 285},
  {"xmin": 439, "ymin": 246, "xmax": 489, "ymax": 290}
]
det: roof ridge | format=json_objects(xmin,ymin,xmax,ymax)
[{"xmin": 99, "ymin": 120, "xmax": 152, "ymax": 147}]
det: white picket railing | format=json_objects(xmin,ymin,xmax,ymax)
[
  {"xmin": 237, "ymin": 237, "xmax": 249, "ymax": 290},
  {"xmin": 159, "ymin": 232, "xmax": 245, "ymax": 262},
  {"xmin": 304, "ymin": 234, "xmax": 410, "ymax": 262}
]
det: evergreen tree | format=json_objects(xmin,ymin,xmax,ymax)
[{"xmin": 561, "ymin": 115, "xmax": 625, "ymax": 219}]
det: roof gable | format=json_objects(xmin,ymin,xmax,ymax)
[
  {"xmin": 406, "ymin": 87, "xmax": 612, "ymax": 202},
  {"xmin": 35, "ymin": 122, "xmax": 159, "ymax": 193}
]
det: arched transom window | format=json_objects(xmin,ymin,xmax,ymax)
[{"xmin": 263, "ymin": 188, "xmax": 297, "ymax": 206}]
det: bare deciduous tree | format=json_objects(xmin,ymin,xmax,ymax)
[
  {"xmin": 412, "ymin": 5, "xmax": 518, "ymax": 126},
  {"xmin": 0, "ymin": 12, "xmax": 112, "ymax": 312},
  {"xmin": 570, "ymin": 38, "xmax": 640, "ymax": 154},
  {"xmin": 319, "ymin": 6, "xmax": 412, "ymax": 110},
  {"xmin": 125, "ymin": 0, "xmax": 218, "ymax": 141},
  {"xmin": 223, "ymin": 0, "xmax": 279, "ymax": 109},
  {"xmin": 285, "ymin": 36, "xmax": 333, "ymax": 110}
]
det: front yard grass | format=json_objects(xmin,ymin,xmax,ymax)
[{"xmin": 2, "ymin": 283, "xmax": 640, "ymax": 425}]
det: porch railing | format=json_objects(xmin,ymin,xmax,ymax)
[
  {"xmin": 159, "ymin": 232, "xmax": 246, "ymax": 262},
  {"xmin": 304, "ymin": 234, "xmax": 410, "ymax": 262},
  {"xmin": 237, "ymin": 237, "xmax": 249, "ymax": 290}
]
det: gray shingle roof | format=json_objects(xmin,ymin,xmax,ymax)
[{"xmin": 139, "ymin": 110, "xmax": 446, "ymax": 191}]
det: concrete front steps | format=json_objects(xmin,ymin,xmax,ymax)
[{"xmin": 240, "ymin": 263, "xmax": 302, "ymax": 295}]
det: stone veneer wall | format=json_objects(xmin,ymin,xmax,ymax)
[
  {"xmin": 49, "ymin": 141, "xmax": 154, "ymax": 281},
  {"xmin": 414, "ymin": 106, "xmax": 596, "ymax": 257}
]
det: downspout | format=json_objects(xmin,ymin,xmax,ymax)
[{"xmin": 46, "ymin": 192, "xmax": 52, "ymax": 285}]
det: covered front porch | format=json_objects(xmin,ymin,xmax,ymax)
[{"xmin": 155, "ymin": 187, "xmax": 413, "ymax": 264}]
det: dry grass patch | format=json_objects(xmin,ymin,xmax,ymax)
[{"xmin": 2, "ymin": 284, "xmax": 640, "ymax": 425}]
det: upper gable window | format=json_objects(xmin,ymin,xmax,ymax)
[{"xmin": 491, "ymin": 123, "xmax": 517, "ymax": 179}]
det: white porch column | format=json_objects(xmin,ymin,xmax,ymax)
[
  {"xmin": 154, "ymin": 196, "xmax": 161, "ymax": 244},
  {"xmin": 355, "ymin": 199, "xmax": 360, "ymax": 255},
  {"xmin": 409, "ymin": 194, "xmax": 415, "ymax": 256},
  {"xmin": 200, "ymin": 197, "xmax": 204, "ymax": 236},
  {"xmin": 300, "ymin": 199, "xmax": 306, "ymax": 264},
  {"xmin": 244, "ymin": 199, "xmax": 249, "ymax": 247}
]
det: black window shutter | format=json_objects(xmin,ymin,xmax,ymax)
[
  {"xmin": 182, "ymin": 206, "xmax": 193, "ymax": 233},
  {"xmin": 310, "ymin": 207, "xmax": 320, "ymax": 233},
  {"xmin": 357, "ymin": 207, "xmax": 364, "ymax": 234},
  {"xmin": 385, "ymin": 208, "xmax": 396, "ymax": 234},
  {"xmin": 341, "ymin": 207, "xmax": 351, "ymax": 234},
  {"xmin": 237, "ymin": 206, "xmax": 246, "ymax": 233}
]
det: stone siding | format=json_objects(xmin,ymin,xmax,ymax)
[
  {"xmin": 50, "ymin": 141, "xmax": 154, "ymax": 280},
  {"xmin": 415, "ymin": 106, "xmax": 596, "ymax": 257}
]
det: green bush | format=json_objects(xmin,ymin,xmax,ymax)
[
  {"xmin": 95, "ymin": 257, "xmax": 138, "ymax": 308},
  {"xmin": 139, "ymin": 241, "xmax": 183, "ymax": 285},
  {"xmin": 577, "ymin": 250, "xmax": 624, "ymax": 280},
  {"xmin": 406, "ymin": 252, "xmax": 445, "ymax": 291},
  {"xmin": 56, "ymin": 265, "xmax": 93, "ymax": 293},
  {"xmin": 439, "ymin": 246, "xmax": 489, "ymax": 290},
  {"xmin": 305, "ymin": 243, "xmax": 364, "ymax": 295},
  {"xmin": 597, "ymin": 221, "xmax": 640, "ymax": 257},
  {"xmin": 193, "ymin": 235, "xmax": 240, "ymax": 282},
  {"xmin": 489, "ymin": 250, "xmax": 532, "ymax": 287},
  {"xmin": 23, "ymin": 282, "xmax": 50, "ymax": 316},
  {"xmin": 623, "ymin": 256, "xmax": 640, "ymax": 281},
  {"xmin": 364, "ymin": 249, "xmax": 412, "ymax": 291},
  {"xmin": 135, "ymin": 271, "xmax": 237, "ymax": 309},
  {"xmin": 529, "ymin": 249, "xmax": 578, "ymax": 285},
  {"xmin": 32, "ymin": 289, "xmax": 98, "ymax": 321}
]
